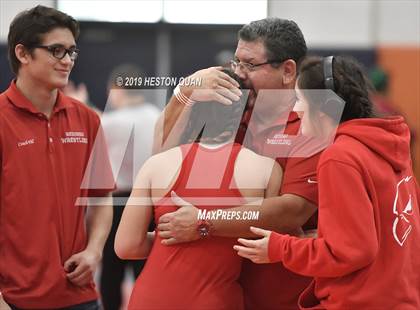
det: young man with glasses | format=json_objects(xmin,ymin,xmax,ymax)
[
  {"xmin": 0, "ymin": 6, "xmax": 113, "ymax": 310},
  {"xmin": 154, "ymin": 18, "xmax": 320, "ymax": 310}
]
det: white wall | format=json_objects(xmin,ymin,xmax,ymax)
[
  {"xmin": 1, "ymin": 0, "xmax": 419, "ymax": 47},
  {"xmin": 268, "ymin": 0, "xmax": 373, "ymax": 48},
  {"xmin": 0, "ymin": 0, "xmax": 55, "ymax": 42},
  {"xmin": 376, "ymin": 0, "xmax": 420, "ymax": 45},
  {"xmin": 268, "ymin": 0, "xmax": 420, "ymax": 48}
]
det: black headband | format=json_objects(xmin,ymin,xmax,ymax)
[{"xmin": 323, "ymin": 56, "xmax": 335, "ymax": 91}]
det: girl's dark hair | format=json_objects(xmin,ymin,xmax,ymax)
[
  {"xmin": 297, "ymin": 55, "xmax": 376, "ymax": 122},
  {"xmin": 8, "ymin": 5, "xmax": 80, "ymax": 74},
  {"xmin": 181, "ymin": 70, "xmax": 247, "ymax": 144}
]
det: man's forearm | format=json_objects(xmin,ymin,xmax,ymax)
[
  {"xmin": 211, "ymin": 194, "xmax": 316, "ymax": 238},
  {"xmin": 85, "ymin": 195, "xmax": 113, "ymax": 255}
]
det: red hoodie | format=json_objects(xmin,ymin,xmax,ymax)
[{"xmin": 268, "ymin": 117, "xmax": 420, "ymax": 309}]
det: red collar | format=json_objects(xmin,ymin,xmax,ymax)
[
  {"xmin": 5, "ymin": 80, "xmax": 73, "ymax": 115},
  {"xmin": 274, "ymin": 110, "xmax": 300, "ymax": 127},
  {"xmin": 248, "ymin": 109, "xmax": 300, "ymax": 137}
]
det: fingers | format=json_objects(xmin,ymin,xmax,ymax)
[
  {"xmin": 233, "ymin": 245, "xmax": 257, "ymax": 256},
  {"xmin": 209, "ymin": 66, "xmax": 224, "ymax": 70},
  {"xmin": 158, "ymin": 213, "xmax": 172, "ymax": 224},
  {"xmin": 157, "ymin": 221, "xmax": 173, "ymax": 239},
  {"xmin": 186, "ymin": 66, "xmax": 242, "ymax": 105},
  {"xmin": 237, "ymin": 238, "xmax": 258, "ymax": 248},
  {"xmin": 235, "ymin": 250, "xmax": 257, "ymax": 261},
  {"xmin": 216, "ymin": 78, "xmax": 242, "ymax": 96},
  {"xmin": 217, "ymin": 70, "xmax": 240, "ymax": 88},
  {"xmin": 234, "ymin": 245, "xmax": 267, "ymax": 264},
  {"xmin": 210, "ymin": 77, "xmax": 242, "ymax": 105},
  {"xmin": 237, "ymin": 252, "xmax": 266, "ymax": 264},
  {"xmin": 63, "ymin": 256, "xmax": 78, "ymax": 272},
  {"xmin": 158, "ymin": 230, "xmax": 172, "ymax": 239},
  {"xmin": 66, "ymin": 263, "xmax": 89, "ymax": 280},
  {"xmin": 161, "ymin": 237, "xmax": 179, "ymax": 246},
  {"xmin": 215, "ymin": 85, "xmax": 241, "ymax": 102},
  {"xmin": 64, "ymin": 251, "xmax": 99, "ymax": 287},
  {"xmin": 156, "ymin": 222, "xmax": 171, "ymax": 231},
  {"xmin": 250, "ymin": 226, "xmax": 271, "ymax": 237},
  {"xmin": 212, "ymin": 92, "xmax": 233, "ymax": 105},
  {"xmin": 68, "ymin": 270, "xmax": 92, "ymax": 286},
  {"xmin": 236, "ymin": 251, "xmax": 255, "ymax": 260},
  {"xmin": 234, "ymin": 229, "xmax": 270, "ymax": 264},
  {"xmin": 216, "ymin": 76, "xmax": 238, "ymax": 90}
]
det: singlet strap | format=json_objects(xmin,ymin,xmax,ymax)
[
  {"xmin": 220, "ymin": 143, "xmax": 242, "ymax": 189},
  {"xmin": 175, "ymin": 143, "xmax": 200, "ymax": 189}
]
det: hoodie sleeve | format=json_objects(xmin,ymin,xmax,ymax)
[{"xmin": 268, "ymin": 159, "xmax": 379, "ymax": 278}]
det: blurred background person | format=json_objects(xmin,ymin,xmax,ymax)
[
  {"xmin": 63, "ymin": 80, "xmax": 90, "ymax": 104},
  {"xmin": 63, "ymin": 79, "xmax": 102, "ymax": 114},
  {"xmin": 369, "ymin": 66, "xmax": 399, "ymax": 116},
  {"xmin": 370, "ymin": 66, "xmax": 416, "ymax": 162}
]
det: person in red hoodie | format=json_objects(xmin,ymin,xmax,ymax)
[{"xmin": 234, "ymin": 55, "xmax": 420, "ymax": 309}]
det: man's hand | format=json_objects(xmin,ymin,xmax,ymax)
[
  {"xmin": 157, "ymin": 191, "xmax": 200, "ymax": 245},
  {"xmin": 234, "ymin": 226, "xmax": 272, "ymax": 264},
  {"xmin": 64, "ymin": 249, "xmax": 101, "ymax": 287},
  {"xmin": 0, "ymin": 293, "xmax": 11, "ymax": 310},
  {"xmin": 181, "ymin": 66, "xmax": 242, "ymax": 105}
]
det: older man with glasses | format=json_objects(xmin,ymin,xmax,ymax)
[
  {"xmin": 153, "ymin": 17, "xmax": 321, "ymax": 310},
  {"xmin": 0, "ymin": 5, "xmax": 113, "ymax": 310}
]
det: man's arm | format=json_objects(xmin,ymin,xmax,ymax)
[
  {"xmin": 213, "ymin": 194, "xmax": 315, "ymax": 238},
  {"xmin": 209, "ymin": 159, "xmax": 308, "ymax": 238},
  {"xmin": 64, "ymin": 195, "xmax": 113, "ymax": 287},
  {"xmin": 158, "ymin": 193, "xmax": 315, "ymax": 245},
  {"xmin": 152, "ymin": 67, "xmax": 241, "ymax": 154},
  {"xmin": 157, "ymin": 158, "xmax": 316, "ymax": 244}
]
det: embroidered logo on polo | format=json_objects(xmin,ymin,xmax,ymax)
[
  {"xmin": 17, "ymin": 138, "xmax": 35, "ymax": 147},
  {"xmin": 61, "ymin": 131, "xmax": 88, "ymax": 144},
  {"xmin": 266, "ymin": 133, "xmax": 292, "ymax": 146},
  {"xmin": 392, "ymin": 176, "xmax": 417, "ymax": 247}
]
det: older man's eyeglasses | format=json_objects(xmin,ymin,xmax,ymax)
[{"xmin": 230, "ymin": 59, "xmax": 284, "ymax": 72}]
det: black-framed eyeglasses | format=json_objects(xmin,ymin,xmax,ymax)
[
  {"xmin": 230, "ymin": 59, "xmax": 284, "ymax": 72},
  {"xmin": 32, "ymin": 44, "xmax": 79, "ymax": 61}
]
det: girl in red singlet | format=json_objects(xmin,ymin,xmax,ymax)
[{"xmin": 115, "ymin": 71, "xmax": 282, "ymax": 310}]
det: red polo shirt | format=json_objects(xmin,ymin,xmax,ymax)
[
  {"xmin": 0, "ymin": 81, "xmax": 113, "ymax": 309},
  {"xmin": 239, "ymin": 110, "xmax": 321, "ymax": 310}
]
